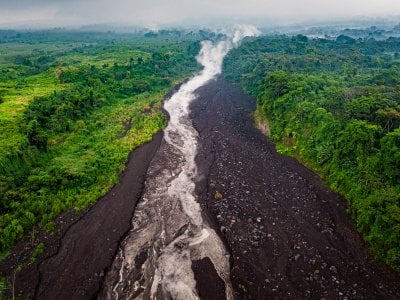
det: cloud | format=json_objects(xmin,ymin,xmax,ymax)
[{"xmin": 0, "ymin": 0, "xmax": 400, "ymax": 28}]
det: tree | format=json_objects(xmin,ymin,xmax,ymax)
[
  {"xmin": 335, "ymin": 120, "xmax": 381, "ymax": 164},
  {"xmin": 376, "ymin": 107, "xmax": 400, "ymax": 132},
  {"xmin": 27, "ymin": 119, "xmax": 48, "ymax": 150},
  {"xmin": 380, "ymin": 128, "xmax": 400, "ymax": 184}
]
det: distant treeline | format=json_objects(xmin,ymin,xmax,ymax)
[
  {"xmin": 0, "ymin": 29, "xmax": 222, "ymax": 44},
  {"xmin": 224, "ymin": 34, "xmax": 400, "ymax": 270}
]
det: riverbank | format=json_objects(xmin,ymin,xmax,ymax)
[
  {"xmin": 0, "ymin": 131, "xmax": 163, "ymax": 299},
  {"xmin": 191, "ymin": 77, "xmax": 400, "ymax": 299}
]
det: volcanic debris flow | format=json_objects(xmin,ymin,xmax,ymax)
[{"xmin": 100, "ymin": 25, "xmax": 260, "ymax": 300}]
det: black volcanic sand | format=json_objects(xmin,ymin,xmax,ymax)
[
  {"xmin": 0, "ymin": 131, "xmax": 163, "ymax": 300},
  {"xmin": 191, "ymin": 78, "xmax": 400, "ymax": 299}
]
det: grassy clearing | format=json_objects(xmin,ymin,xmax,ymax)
[{"xmin": 0, "ymin": 72, "xmax": 63, "ymax": 158}]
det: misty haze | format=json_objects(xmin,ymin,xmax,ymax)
[
  {"xmin": 0, "ymin": 1, "xmax": 399, "ymax": 299},
  {"xmin": 1, "ymin": 0, "xmax": 400, "ymax": 28}
]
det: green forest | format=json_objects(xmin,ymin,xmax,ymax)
[
  {"xmin": 224, "ymin": 34, "xmax": 400, "ymax": 270},
  {"xmin": 0, "ymin": 30, "xmax": 201, "ymax": 257}
]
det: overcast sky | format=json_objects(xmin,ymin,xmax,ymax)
[{"xmin": 0, "ymin": 0, "xmax": 400, "ymax": 28}]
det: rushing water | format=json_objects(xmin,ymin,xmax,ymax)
[{"xmin": 100, "ymin": 26, "xmax": 259, "ymax": 300}]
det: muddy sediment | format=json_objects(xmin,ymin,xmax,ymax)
[
  {"xmin": 0, "ymin": 131, "xmax": 163, "ymax": 300},
  {"xmin": 35, "ymin": 129, "xmax": 162, "ymax": 300},
  {"xmin": 191, "ymin": 77, "xmax": 400, "ymax": 299},
  {"xmin": 99, "ymin": 41, "xmax": 235, "ymax": 299}
]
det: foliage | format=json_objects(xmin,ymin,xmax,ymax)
[
  {"xmin": 224, "ymin": 35, "xmax": 400, "ymax": 270},
  {"xmin": 0, "ymin": 276, "xmax": 5, "ymax": 300},
  {"xmin": 0, "ymin": 32, "xmax": 201, "ymax": 254},
  {"xmin": 30, "ymin": 242, "xmax": 45, "ymax": 263}
]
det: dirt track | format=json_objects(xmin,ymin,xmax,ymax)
[{"xmin": 191, "ymin": 78, "xmax": 400, "ymax": 299}]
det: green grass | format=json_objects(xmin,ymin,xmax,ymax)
[
  {"xmin": 30, "ymin": 242, "xmax": 45, "ymax": 264},
  {"xmin": 0, "ymin": 276, "xmax": 6, "ymax": 300},
  {"xmin": 56, "ymin": 48, "xmax": 151, "ymax": 68},
  {"xmin": 0, "ymin": 73, "xmax": 62, "ymax": 157},
  {"xmin": 42, "ymin": 90, "xmax": 167, "ymax": 215},
  {"xmin": 0, "ymin": 33, "xmax": 200, "ymax": 256}
]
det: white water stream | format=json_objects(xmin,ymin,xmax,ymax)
[{"xmin": 101, "ymin": 25, "xmax": 259, "ymax": 300}]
